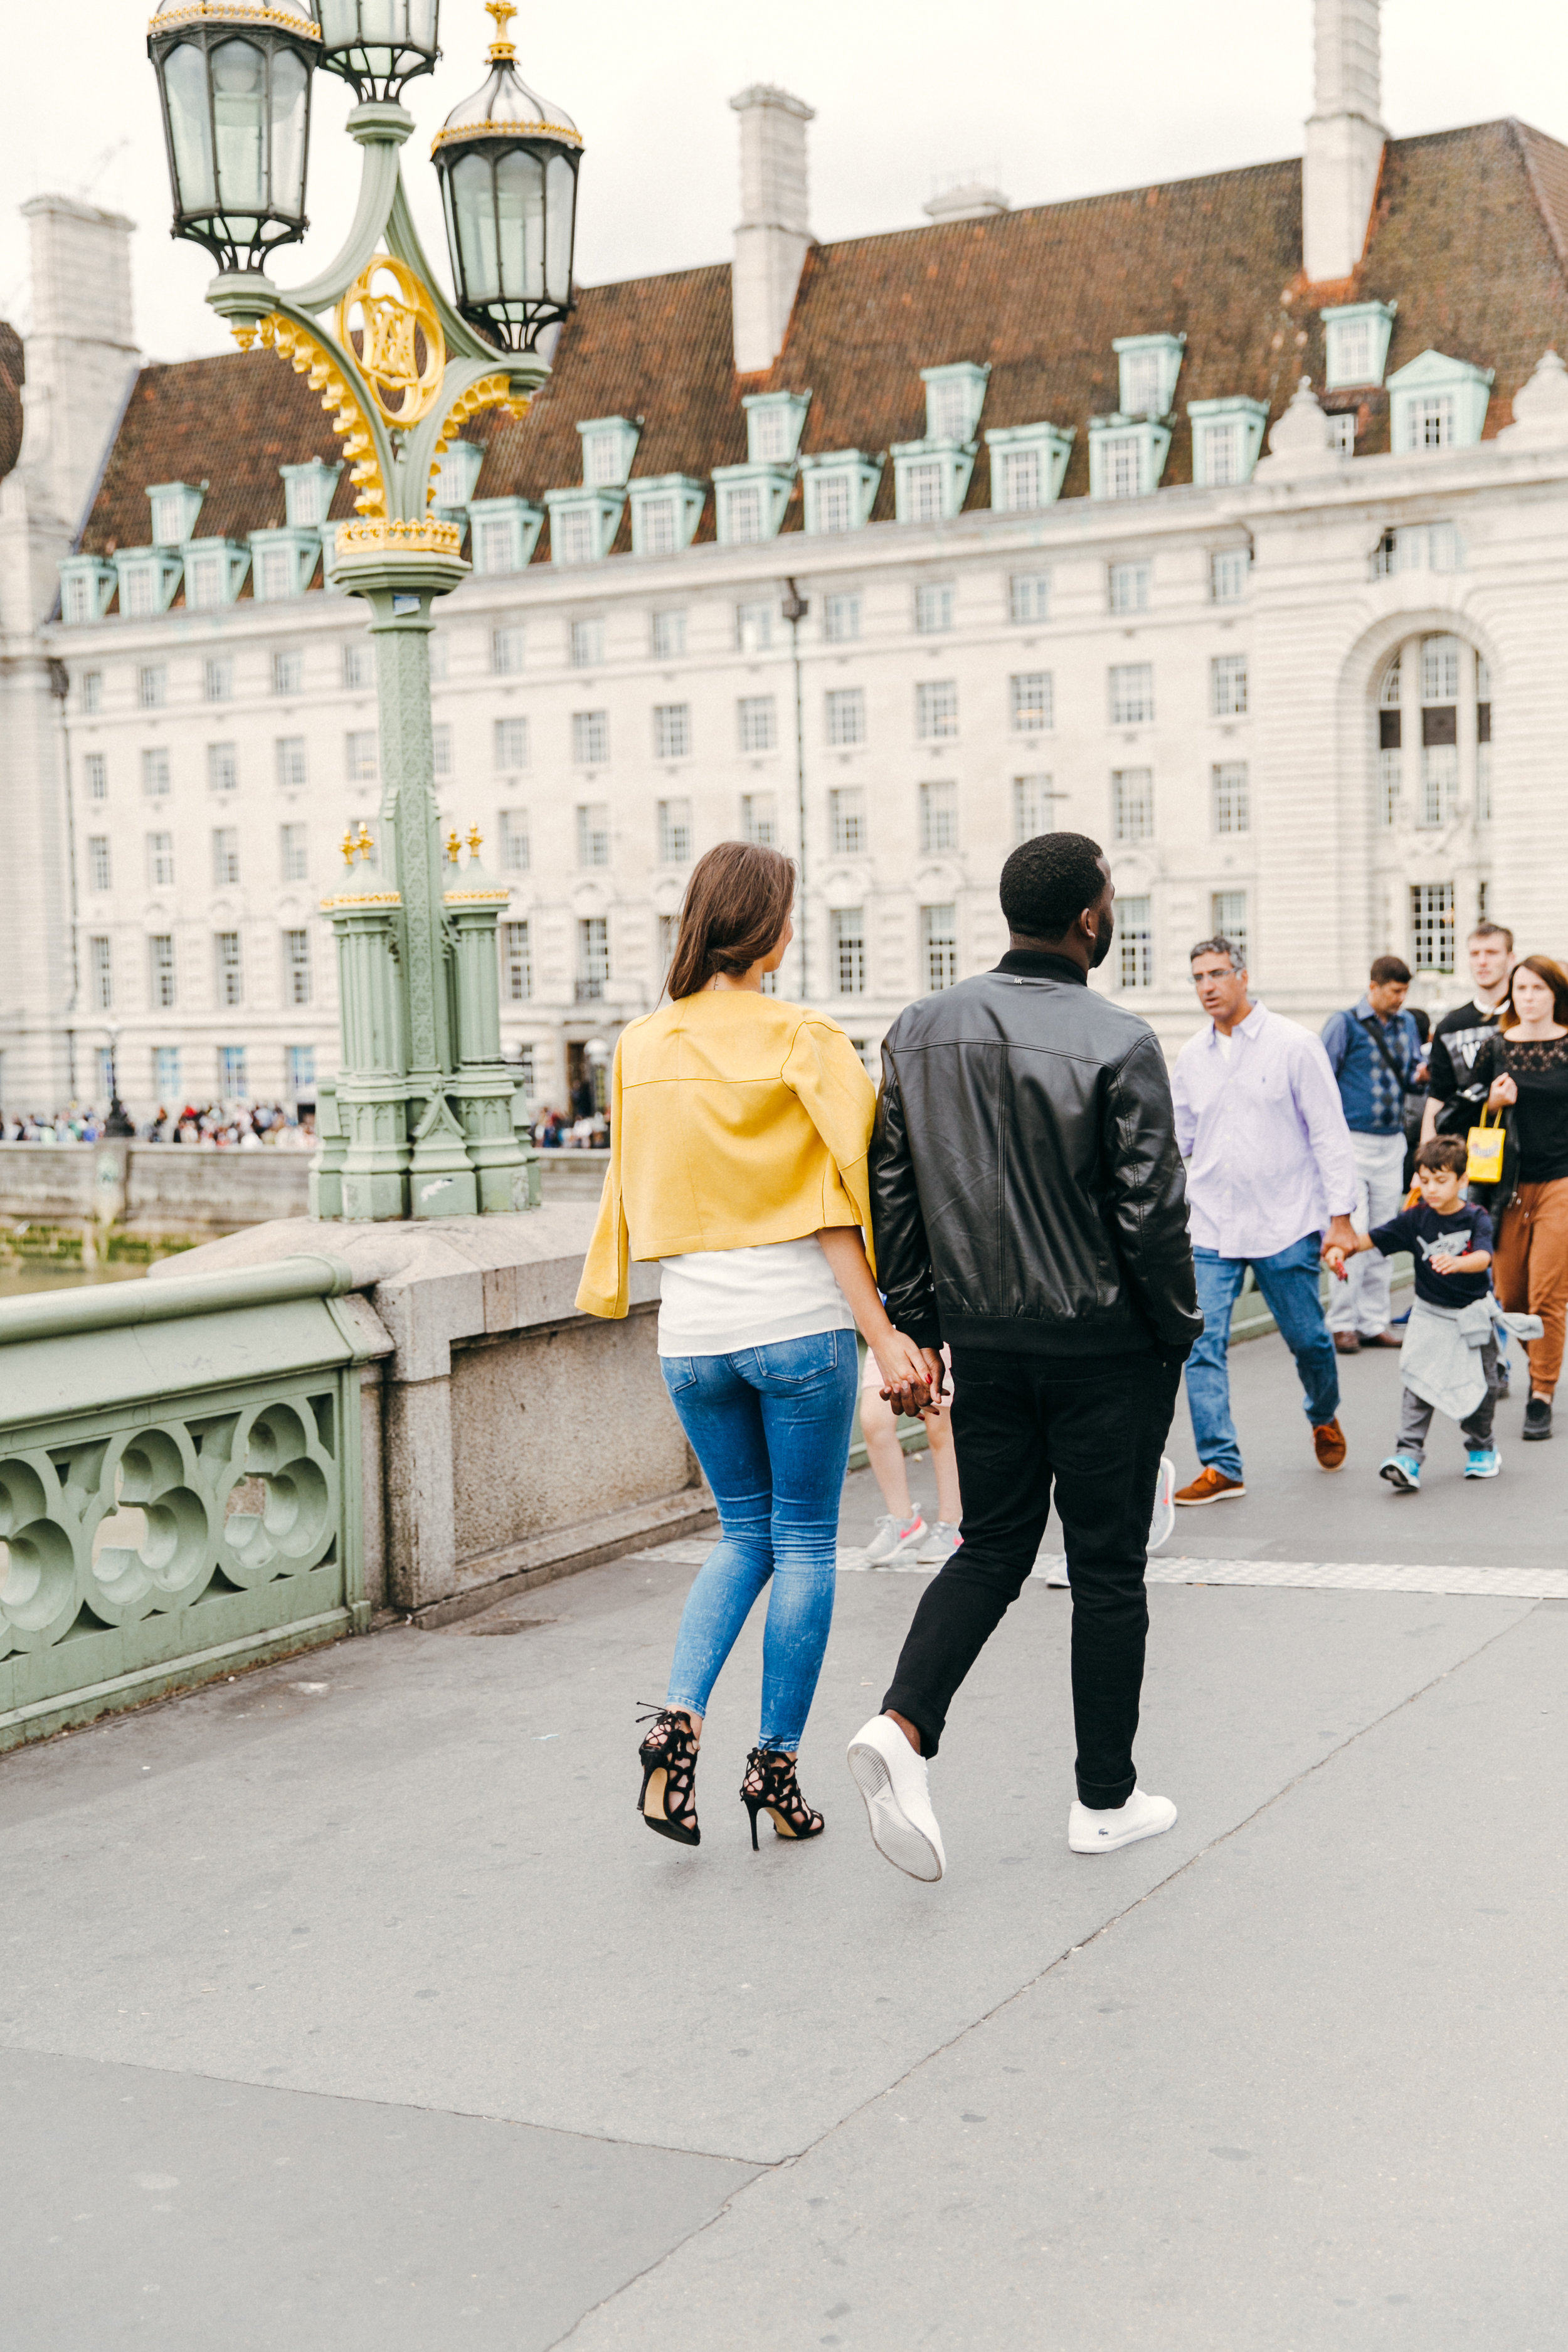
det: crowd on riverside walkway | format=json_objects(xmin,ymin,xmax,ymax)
[
  {"xmin": 576, "ymin": 832, "xmax": 1568, "ymax": 1886},
  {"xmin": 0, "ymin": 1103, "xmax": 315, "ymax": 1147}
]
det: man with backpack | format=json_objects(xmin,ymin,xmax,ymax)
[{"xmin": 1321, "ymin": 956, "xmax": 1427, "ymax": 1353}]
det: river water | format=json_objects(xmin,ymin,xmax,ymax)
[{"xmin": 0, "ymin": 1263, "xmax": 151, "ymax": 1303}]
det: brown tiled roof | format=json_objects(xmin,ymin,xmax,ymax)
[
  {"xmin": 77, "ymin": 117, "xmax": 1568, "ymax": 568},
  {"xmin": 0, "ymin": 323, "xmax": 23, "ymax": 485}
]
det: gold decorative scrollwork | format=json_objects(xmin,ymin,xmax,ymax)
[
  {"xmin": 248, "ymin": 313, "xmax": 387, "ymax": 518},
  {"xmin": 335, "ymin": 516, "xmax": 464, "ymax": 558},
  {"xmin": 336, "ymin": 255, "xmax": 447, "ymax": 429},
  {"xmin": 428, "ymin": 372, "xmax": 529, "ymax": 507}
]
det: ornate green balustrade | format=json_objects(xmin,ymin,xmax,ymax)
[{"xmin": 0, "ymin": 1259, "xmax": 381, "ymax": 1752}]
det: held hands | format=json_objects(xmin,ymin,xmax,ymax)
[
  {"xmin": 1322, "ymin": 1215, "xmax": 1364, "ymax": 1280},
  {"xmin": 875, "ymin": 1334, "xmax": 945, "ymax": 1418},
  {"xmin": 1487, "ymin": 1073, "xmax": 1518, "ymax": 1111}
]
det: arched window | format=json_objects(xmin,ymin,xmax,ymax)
[{"xmin": 1370, "ymin": 630, "xmax": 1491, "ymax": 977}]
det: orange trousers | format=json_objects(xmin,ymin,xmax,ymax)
[{"xmin": 1492, "ymin": 1178, "xmax": 1568, "ymax": 1397}]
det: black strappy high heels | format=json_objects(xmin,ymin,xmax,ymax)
[
  {"xmin": 739, "ymin": 1747, "xmax": 825, "ymax": 1849},
  {"xmin": 635, "ymin": 1705, "xmax": 701, "ymax": 1845}
]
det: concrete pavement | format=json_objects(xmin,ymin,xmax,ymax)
[{"xmin": 2, "ymin": 1325, "xmax": 1563, "ymax": 2348}]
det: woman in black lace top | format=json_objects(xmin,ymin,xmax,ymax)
[{"xmin": 1479, "ymin": 955, "xmax": 1568, "ymax": 1439}]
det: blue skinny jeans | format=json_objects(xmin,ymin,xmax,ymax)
[
  {"xmin": 1185, "ymin": 1235, "xmax": 1341, "ymax": 1481},
  {"xmin": 660, "ymin": 1328, "xmax": 857, "ymax": 1751}
]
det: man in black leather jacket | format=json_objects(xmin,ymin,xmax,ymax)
[{"xmin": 847, "ymin": 833, "xmax": 1201, "ymax": 1882}]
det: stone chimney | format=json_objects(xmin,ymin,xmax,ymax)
[
  {"xmin": 1303, "ymin": 0, "xmax": 1386, "ymax": 283},
  {"xmin": 729, "ymin": 85, "xmax": 814, "ymax": 376},
  {"xmin": 19, "ymin": 196, "xmax": 139, "ymax": 543}
]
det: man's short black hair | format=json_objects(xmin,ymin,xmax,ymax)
[
  {"xmin": 1414, "ymin": 1135, "xmax": 1467, "ymax": 1177},
  {"xmin": 1370, "ymin": 955, "xmax": 1411, "ymax": 985},
  {"xmin": 1000, "ymin": 832, "xmax": 1107, "ymax": 940}
]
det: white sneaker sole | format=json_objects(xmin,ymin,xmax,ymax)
[
  {"xmin": 847, "ymin": 1741, "xmax": 944, "ymax": 1881},
  {"xmin": 1069, "ymin": 1800, "xmax": 1178, "ymax": 1855},
  {"xmin": 1173, "ymin": 1484, "xmax": 1246, "ymax": 1507}
]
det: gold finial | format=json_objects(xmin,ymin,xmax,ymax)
[
  {"xmin": 356, "ymin": 822, "xmax": 374, "ymax": 861},
  {"xmin": 341, "ymin": 827, "xmax": 358, "ymax": 866},
  {"xmin": 445, "ymin": 828, "xmax": 462, "ymax": 862},
  {"xmin": 467, "ymin": 823, "xmax": 484, "ymax": 859},
  {"xmin": 485, "ymin": 0, "xmax": 517, "ymax": 58}
]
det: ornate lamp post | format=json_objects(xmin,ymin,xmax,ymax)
[{"xmin": 147, "ymin": 0, "xmax": 580, "ymax": 1221}]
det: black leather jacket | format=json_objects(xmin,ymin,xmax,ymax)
[{"xmin": 870, "ymin": 951, "xmax": 1201, "ymax": 1360}]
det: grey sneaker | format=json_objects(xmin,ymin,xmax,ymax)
[
  {"xmin": 915, "ymin": 1520, "xmax": 961, "ymax": 1565},
  {"xmin": 859, "ymin": 1512, "xmax": 926, "ymax": 1567}
]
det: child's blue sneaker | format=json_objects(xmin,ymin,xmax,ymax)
[
  {"xmin": 1379, "ymin": 1453, "xmax": 1422, "ymax": 1491},
  {"xmin": 1463, "ymin": 1448, "xmax": 1502, "ymax": 1479}
]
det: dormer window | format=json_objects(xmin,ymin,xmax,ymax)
[
  {"xmin": 1387, "ymin": 352, "xmax": 1494, "ymax": 453},
  {"xmin": 429, "ymin": 443, "xmax": 482, "ymax": 513},
  {"xmin": 1321, "ymin": 300, "xmax": 1397, "ymax": 391},
  {"xmin": 1113, "ymin": 334, "xmax": 1185, "ymax": 418},
  {"xmin": 281, "ymin": 460, "xmax": 342, "ymax": 530},
  {"xmin": 628, "ymin": 475, "xmax": 705, "ymax": 558},
  {"xmin": 921, "ymin": 363, "xmax": 990, "ymax": 444},
  {"xmin": 147, "ymin": 481, "xmax": 204, "ymax": 546},
  {"xmin": 546, "ymin": 486, "xmax": 626, "ymax": 565},
  {"xmin": 712, "ymin": 458, "xmax": 794, "ymax": 547},
  {"xmin": 578, "ymin": 415, "xmax": 640, "ymax": 487},
  {"xmin": 1088, "ymin": 418, "xmax": 1171, "ymax": 501},
  {"xmin": 59, "ymin": 556, "xmax": 118, "ymax": 626},
  {"xmin": 470, "ymin": 498, "xmax": 544, "ymax": 575},
  {"xmin": 183, "ymin": 539, "xmax": 250, "ymax": 612},
  {"xmin": 112, "ymin": 548, "xmax": 184, "ymax": 619},
  {"xmin": 250, "ymin": 528, "xmax": 320, "ymax": 602},
  {"xmin": 743, "ymin": 390, "xmax": 810, "ymax": 465},
  {"xmin": 800, "ymin": 452, "xmax": 882, "ymax": 536},
  {"xmin": 1187, "ymin": 397, "xmax": 1268, "ymax": 489},
  {"xmin": 985, "ymin": 423, "xmax": 1073, "ymax": 512},
  {"xmin": 892, "ymin": 445, "xmax": 975, "ymax": 525}
]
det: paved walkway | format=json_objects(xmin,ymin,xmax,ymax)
[{"xmin": 3, "ymin": 1329, "xmax": 1563, "ymax": 2348}]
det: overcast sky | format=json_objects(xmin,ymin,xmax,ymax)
[{"xmin": 4, "ymin": 0, "xmax": 1567, "ymax": 363}]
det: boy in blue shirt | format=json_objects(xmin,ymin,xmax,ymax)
[{"xmin": 1327, "ymin": 1136, "xmax": 1499, "ymax": 1488}]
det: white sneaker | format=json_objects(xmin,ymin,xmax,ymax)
[
  {"xmin": 858, "ymin": 1512, "xmax": 927, "ymax": 1567},
  {"xmin": 847, "ymin": 1714, "xmax": 946, "ymax": 1881},
  {"xmin": 916, "ymin": 1520, "xmax": 962, "ymax": 1565},
  {"xmin": 1067, "ymin": 1787, "xmax": 1177, "ymax": 1855}
]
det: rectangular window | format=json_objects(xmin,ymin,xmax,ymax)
[
  {"xmin": 997, "ymin": 447, "xmax": 1042, "ymax": 512},
  {"xmin": 475, "ymin": 516, "xmax": 517, "ymax": 575},
  {"xmin": 557, "ymin": 507, "xmax": 598, "ymax": 564},
  {"xmin": 499, "ymin": 809, "xmax": 529, "ymax": 872},
  {"xmin": 280, "ymin": 822, "xmax": 308, "ymax": 881},
  {"xmin": 258, "ymin": 546, "xmax": 296, "ymax": 603},
  {"xmin": 345, "ymin": 729, "xmax": 378, "ymax": 783},
  {"xmin": 1211, "ymin": 653, "xmax": 1249, "ymax": 717},
  {"xmin": 208, "ymin": 741, "xmax": 238, "ymax": 793},
  {"xmin": 569, "ymin": 617, "xmax": 605, "ymax": 669},
  {"xmin": 1421, "ymin": 637, "xmax": 1462, "ymax": 703},
  {"xmin": 736, "ymin": 601, "xmax": 774, "ymax": 654},
  {"xmin": 1417, "ymin": 743, "xmax": 1459, "ymax": 828},
  {"xmin": 1210, "ymin": 549, "xmax": 1249, "ymax": 603},
  {"xmin": 741, "ymin": 792, "xmax": 778, "ymax": 847},
  {"xmin": 1118, "ymin": 896, "xmax": 1153, "ymax": 990},
  {"xmin": 914, "ymin": 582, "xmax": 954, "ymax": 634},
  {"xmin": 87, "ymin": 835, "xmax": 111, "ymax": 893},
  {"xmin": 825, "ymin": 687, "xmax": 866, "ymax": 748},
  {"xmin": 1010, "ymin": 671, "xmax": 1053, "ymax": 733},
  {"xmin": 492, "ymin": 624, "xmax": 526, "ymax": 676},
  {"xmin": 1110, "ymin": 662, "xmax": 1154, "ymax": 726},
  {"xmin": 287, "ymin": 1046, "xmax": 315, "ymax": 1099},
  {"xmin": 1411, "ymin": 882, "xmax": 1455, "ymax": 972},
  {"xmin": 1012, "ymin": 775, "xmax": 1061, "ymax": 842},
  {"xmin": 284, "ymin": 928, "xmax": 311, "ymax": 1007},
  {"xmin": 832, "ymin": 908, "xmax": 866, "ymax": 996},
  {"xmin": 84, "ymin": 752, "xmax": 108, "ymax": 802},
  {"xmin": 1329, "ymin": 411, "xmax": 1357, "ymax": 458},
  {"xmin": 1103, "ymin": 434, "xmax": 1143, "ymax": 499},
  {"xmin": 724, "ymin": 485, "xmax": 763, "ymax": 543},
  {"xmin": 1379, "ymin": 748, "xmax": 1402, "ymax": 827},
  {"xmin": 431, "ymin": 722, "xmax": 452, "ymax": 780},
  {"xmin": 80, "ymin": 670, "xmax": 103, "ymax": 714},
  {"xmin": 814, "ymin": 474, "xmax": 852, "ymax": 534},
  {"xmin": 654, "ymin": 702, "xmax": 692, "ymax": 761},
  {"xmin": 139, "ymin": 665, "xmax": 166, "ymax": 710},
  {"xmin": 918, "ymin": 780, "xmax": 958, "ymax": 854},
  {"xmin": 203, "ymin": 656, "xmax": 232, "ymax": 702},
  {"xmin": 212, "ymin": 827, "xmax": 240, "ymax": 886},
  {"xmin": 916, "ymin": 679, "xmax": 958, "ymax": 740},
  {"xmin": 1121, "ymin": 352, "xmax": 1163, "ymax": 415},
  {"xmin": 1112, "ymin": 767, "xmax": 1155, "ymax": 844},
  {"xmin": 154, "ymin": 1046, "xmax": 180, "ymax": 1100},
  {"xmin": 1203, "ymin": 421, "xmax": 1241, "ymax": 486},
  {"xmin": 573, "ymin": 709, "xmax": 609, "ymax": 766},
  {"xmin": 492, "ymin": 715, "xmax": 530, "ymax": 773},
  {"xmin": 738, "ymin": 694, "xmax": 777, "ymax": 754},
  {"xmin": 90, "ymin": 936, "xmax": 113, "ymax": 1012},
  {"xmin": 148, "ymin": 935, "xmax": 177, "ymax": 1011},
  {"xmin": 218, "ymin": 1045, "xmax": 248, "ymax": 1098},
  {"xmin": 658, "ymin": 798, "xmax": 692, "ymax": 864},
  {"xmin": 1212, "ymin": 761, "xmax": 1249, "ymax": 835},
  {"xmin": 1108, "ymin": 561, "xmax": 1150, "ymax": 615},
  {"xmin": 142, "ymin": 748, "xmax": 171, "ymax": 800},
  {"xmin": 650, "ymin": 608, "xmax": 687, "ymax": 659},
  {"xmin": 904, "ymin": 461, "xmax": 944, "ymax": 522},
  {"xmin": 272, "ymin": 649, "xmax": 303, "ymax": 696},
  {"xmin": 1407, "ymin": 396, "xmax": 1454, "ymax": 451},
  {"xmin": 1009, "ymin": 571, "xmax": 1051, "ymax": 625},
  {"xmin": 576, "ymin": 802, "xmax": 610, "ymax": 867},
  {"xmin": 63, "ymin": 575, "xmax": 92, "ymax": 625},
  {"xmin": 639, "ymin": 497, "xmax": 677, "ymax": 556},
  {"xmin": 829, "ymin": 787, "xmax": 867, "ymax": 856},
  {"xmin": 922, "ymin": 903, "xmax": 958, "ymax": 992},
  {"xmin": 576, "ymin": 915, "xmax": 610, "ymax": 999},
  {"xmin": 501, "ymin": 919, "xmax": 532, "ymax": 1004},
  {"xmin": 147, "ymin": 831, "xmax": 175, "ymax": 888},
  {"xmin": 124, "ymin": 564, "xmax": 157, "ymax": 620},
  {"xmin": 275, "ymin": 736, "xmax": 307, "ymax": 790},
  {"xmin": 822, "ymin": 591, "xmax": 862, "ymax": 643},
  {"xmin": 1211, "ymin": 892, "xmax": 1249, "ymax": 971},
  {"xmin": 342, "ymin": 642, "xmax": 372, "ymax": 689},
  {"xmin": 215, "ymin": 932, "xmax": 243, "ymax": 1007}
]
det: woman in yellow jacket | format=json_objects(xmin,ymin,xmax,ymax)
[{"xmin": 577, "ymin": 841, "xmax": 936, "ymax": 1853}]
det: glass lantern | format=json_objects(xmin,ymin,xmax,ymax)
[
  {"xmin": 317, "ymin": 0, "xmax": 440, "ymax": 103},
  {"xmin": 148, "ymin": 0, "xmax": 322, "ymax": 273},
  {"xmin": 431, "ymin": 3, "xmax": 581, "ymax": 353}
]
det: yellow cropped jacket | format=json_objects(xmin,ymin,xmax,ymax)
[{"xmin": 575, "ymin": 990, "xmax": 877, "ymax": 1320}]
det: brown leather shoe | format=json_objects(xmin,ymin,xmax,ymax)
[
  {"xmin": 1173, "ymin": 1465, "xmax": 1247, "ymax": 1506},
  {"xmin": 1333, "ymin": 1332, "xmax": 1361, "ymax": 1355},
  {"xmin": 1362, "ymin": 1330, "xmax": 1404, "ymax": 1349},
  {"xmin": 1313, "ymin": 1418, "xmax": 1347, "ymax": 1470}
]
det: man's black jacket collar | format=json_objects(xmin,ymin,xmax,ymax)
[{"xmin": 994, "ymin": 950, "xmax": 1088, "ymax": 987}]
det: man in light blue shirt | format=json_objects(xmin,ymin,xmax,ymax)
[{"xmin": 1171, "ymin": 937, "xmax": 1359, "ymax": 1504}]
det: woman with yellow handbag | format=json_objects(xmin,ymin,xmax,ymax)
[{"xmin": 1473, "ymin": 956, "xmax": 1568, "ymax": 1439}]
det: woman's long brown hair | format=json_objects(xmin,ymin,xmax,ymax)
[
  {"xmin": 665, "ymin": 840, "xmax": 796, "ymax": 1001},
  {"xmin": 1498, "ymin": 954, "xmax": 1568, "ymax": 1030}
]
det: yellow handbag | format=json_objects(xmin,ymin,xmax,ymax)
[{"xmin": 1466, "ymin": 1107, "xmax": 1507, "ymax": 1185}]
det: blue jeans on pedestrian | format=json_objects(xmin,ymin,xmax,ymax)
[
  {"xmin": 1185, "ymin": 1235, "xmax": 1340, "ymax": 1481},
  {"xmin": 660, "ymin": 1328, "xmax": 857, "ymax": 1751}
]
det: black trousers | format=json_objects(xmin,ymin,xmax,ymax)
[{"xmin": 882, "ymin": 1348, "xmax": 1181, "ymax": 1807}]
